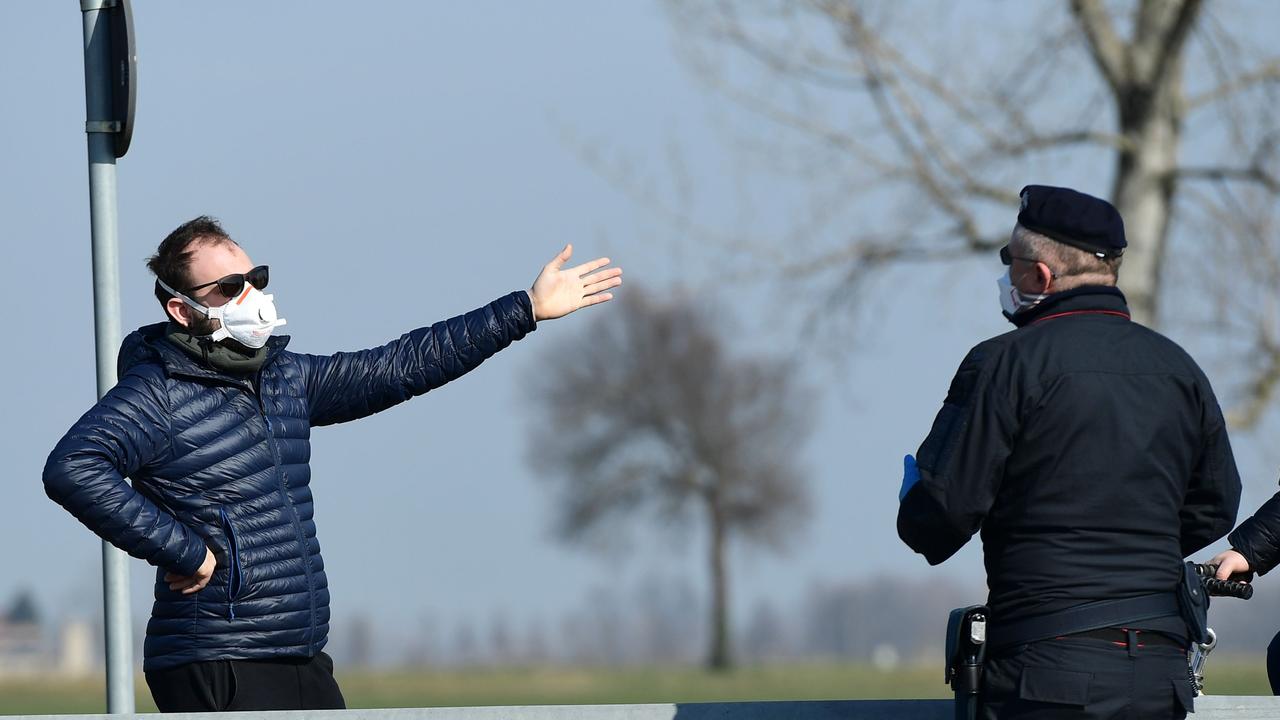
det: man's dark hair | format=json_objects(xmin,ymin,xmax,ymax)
[{"xmin": 147, "ymin": 216, "xmax": 238, "ymax": 312}]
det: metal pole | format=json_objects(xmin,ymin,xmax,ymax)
[{"xmin": 81, "ymin": 1, "xmax": 134, "ymax": 713}]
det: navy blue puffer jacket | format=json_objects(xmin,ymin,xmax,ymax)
[{"xmin": 44, "ymin": 291, "xmax": 535, "ymax": 671}]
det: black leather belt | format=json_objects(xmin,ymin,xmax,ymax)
[
  {"xmin": 1067, "ymin": 627, "xmax": 1186, "ymax": 648},
  {"xmin": 987, "ymin": 593, "xmax": 1182, "ymax": 649}
]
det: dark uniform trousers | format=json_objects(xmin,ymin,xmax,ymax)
[
  {"xmin": 145, "ymin": 651, "xmax": 346, "ymax": 713},
  {"xmin": 981, "ymin": 636, "xmax": 1194, "ymax": 720}
]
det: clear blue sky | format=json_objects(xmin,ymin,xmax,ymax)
[{"xmin": 2, "ymin": 1, "xmax": 1276, "ymax": 663}]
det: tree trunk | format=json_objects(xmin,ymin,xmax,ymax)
[
  {"xmin": 1110, "ymin": 73, "xmax": 1183, "ymax": 328},
  {"xmin": 1071, "ymin": 0, "xmax": 1201, "ymax": 328},
  {"xmin": 706, "ymin": 493, "xmax": 732, "ymax": 671}
]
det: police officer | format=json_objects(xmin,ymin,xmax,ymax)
[{"xmin": 897, "ymin": 185, "xmax": 1242, "ymax": 719}]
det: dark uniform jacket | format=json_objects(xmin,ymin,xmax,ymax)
[
  {"xmin": 1229, "ymin": 484, "xmax": 1280, "ymax": 576},
  {"xmin": 43, "ymin": 291, "xmax": 536, "ymax": 671},
  {"xmin": 898, "ymin": 286, "xmax": 1241, "ymax": 628}
]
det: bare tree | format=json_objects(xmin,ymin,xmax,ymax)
[
  {"xmin": 650, "ymin": 0, "xmax": 1278, "ymax": 423},
  {"xmin": 525, "ymin": 288, "xmax": 812, "ymax": 670}
]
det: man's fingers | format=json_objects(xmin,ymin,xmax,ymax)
[
  {"xmin": 1212, "ymin": 551, "xmax": 1249, "ymax": 580},
  {"xmin": 584, "ymin": 276, "xmax": 623, "ymax": 296},
  {"xmin": 1217, "ymin": 559, "xmax": 1246, "ymax": 580},
  {"xmin": 582, "ymin": 267, "xmax": 622, "ymax": 283},
  {"xmin": 168, "ymin": 576, "xmax": 195, "ymax": 591},
  {"xmin": 166, "ymin": 568, "xmax": 216, "ymax": 592},
  {"xmin": 570, "ymin": 257, "xmax": 611, "ymax": 277},
  {"xmin": 583, "ymin": 292, "xmax": 614, "ymax": 306},
  {"xmin": 181, "ymin": 580, "xmax": 208, "ymax": 595},
  {"xmin": 586, "ymin": 270, "xmax": 619, "ymax": 289},
  {"xmin": 548, "ymin": 244, "xmax": 573, "ymax": 270},
  {"xmin": 168, "ymin": 573, "xmax": 211, "ymax": 594}
]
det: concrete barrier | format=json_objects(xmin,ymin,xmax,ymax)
[{"xmin": 17, "ymin": 696, "xmax": 1280, "ymax": 720}]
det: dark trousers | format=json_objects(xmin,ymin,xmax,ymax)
[
  {"xmin": 980, "ymin": 635, "xmax": 1193, "ymax": 719},
  {"xmin": 145, "ymin": 651, "xmax": 346, "ymax": 713}
]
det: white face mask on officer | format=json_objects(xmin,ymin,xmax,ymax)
[
  {"xmin": 997, "ymin": 270, "xmax": 1049, "ymax": 317},
  {"xmin": 157, "ymin": 277, "xmax": 287, "ymax": 349}
]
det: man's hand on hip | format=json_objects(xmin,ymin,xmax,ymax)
[
  {"xmin": 166, "ymin": 548, "xmax": 216, "ymax": 594},
  {"xmin": 528, "ymin": 244, "xmax": 622, "ymax": 321}
]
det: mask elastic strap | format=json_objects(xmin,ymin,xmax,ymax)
[
  {"xmin": 1018, "ymin": 289, "xmax": 1050, "ymax": 308},
  {"xmin": 156, "ymin": 278, "xmax": 218, "ymax": 319},
  {"xmin": 157, "ymin": 278, "xmax": 230, "ymax": 342}
]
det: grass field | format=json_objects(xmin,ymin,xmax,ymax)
[{"xmin": 0, "ymin": 660, "xmax": 1271, "ymax": 715}]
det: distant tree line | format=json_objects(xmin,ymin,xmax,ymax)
[
  {"xmin": 329, "ymin": 572, "xmax": 1280, "ymax": 669},
  {"xmin": 332, "ymin": 573, "xmax": 987, "ymax": 668}
]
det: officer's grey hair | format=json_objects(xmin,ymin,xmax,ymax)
[{"xmin": 1010, "ymin": 224, "xmax": 1122, "ymax": 288}]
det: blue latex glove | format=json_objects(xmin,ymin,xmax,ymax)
[{"xmin": 899, "ymin": 454, "xmax": 920, "ymax": 501}]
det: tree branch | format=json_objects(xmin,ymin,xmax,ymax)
[
  {"xmin": 813, "ymin": 1, "xmax": 1011, "ymax": 150},
  {"xmin": 830, "ymin": 7, "xmax": 1000, "ymax": 250},
  {"xmin": 1176, "ymin": 165, "xmax": 1280, "ymax": 194},
  {"xmin": 1227, "ymin": 341, "xmax": 1280, "ymax": 429},
  {"xmin": 1187, "ymin": 59, "xmax": 1280, "ymax": 111},
  {"xmin": 1139, "ymin": 0, "xmax": 1203, "ymax": 89},
  {"xmin": 973, "ymin": 129, "xmax": 1133, "ymax": 161},
  {"xmin": 1070, "ymin": 0, "xmax": 1128, "ymax": 92},
  {"xmin": 697, "ymin": 3, "xmax": 871, "ymax": 93}
]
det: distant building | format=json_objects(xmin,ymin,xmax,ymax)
[
  {"xmin": 0, "ymin": 591, "xmax": 97, "ymax": 679},
  {"xmin": 0, "ymin": 590, "xmax": 45, "ymax": 677},
  {"xmin": 58, "ymin": 619, "xmax": 96, "ymax": 678}
]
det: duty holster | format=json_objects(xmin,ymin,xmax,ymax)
[
  {"xmin": 945, "ymin": 605, "xmax": 988, "ymax": 720},
  {"xmin": 1177, "ymin": 561, "xmax": 1212, "ymax": 646}
]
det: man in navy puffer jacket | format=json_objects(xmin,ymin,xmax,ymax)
[{"xmin": 43, "ymin": 216, "xmax": 622, "ymax": 712}]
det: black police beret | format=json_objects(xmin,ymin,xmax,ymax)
[{"xmin": 1017, "ymin": 185, "xmax": 1126, "ymax": 258}]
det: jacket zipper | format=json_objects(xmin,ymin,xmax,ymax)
[
  {"xmin": 253, "ymin": 375, "xmax": 318, "ymax": 651},
  {"xmin": 218, "ymin": 508, "xmax": 244, "ymax": 619}
]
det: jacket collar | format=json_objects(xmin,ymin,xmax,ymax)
[
  {"xmin": 119, "ymin": 322, "xmax": 291, "ymax": 386},
  {"xmin": 1007, "ymin": 285, "xmax": 1131, "ymax": 328}
]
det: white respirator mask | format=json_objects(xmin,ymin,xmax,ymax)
[
  {"xmin": 997, "ymin": 270, "xmax": 1049, "ymax": 317},
  {"xmin": 157, "ymin": 273, "xmax": 286, "ymax": 349}
]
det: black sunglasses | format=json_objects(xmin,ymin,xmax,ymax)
[
  {"xmin": 186, "ymin": 265, "xmax": 269, "ymax": 298},
  {"xmin": 999, "ymin": 246, "xmax": 1059, "ymax": 279},
  {"xmin": 999, "ymin": 246, "xmax": 1037, "ymax": 266}
]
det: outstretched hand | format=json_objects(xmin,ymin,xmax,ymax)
[{"xmin": 529, "ymin": 244, "xmax": 622, "ymax": 321}]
